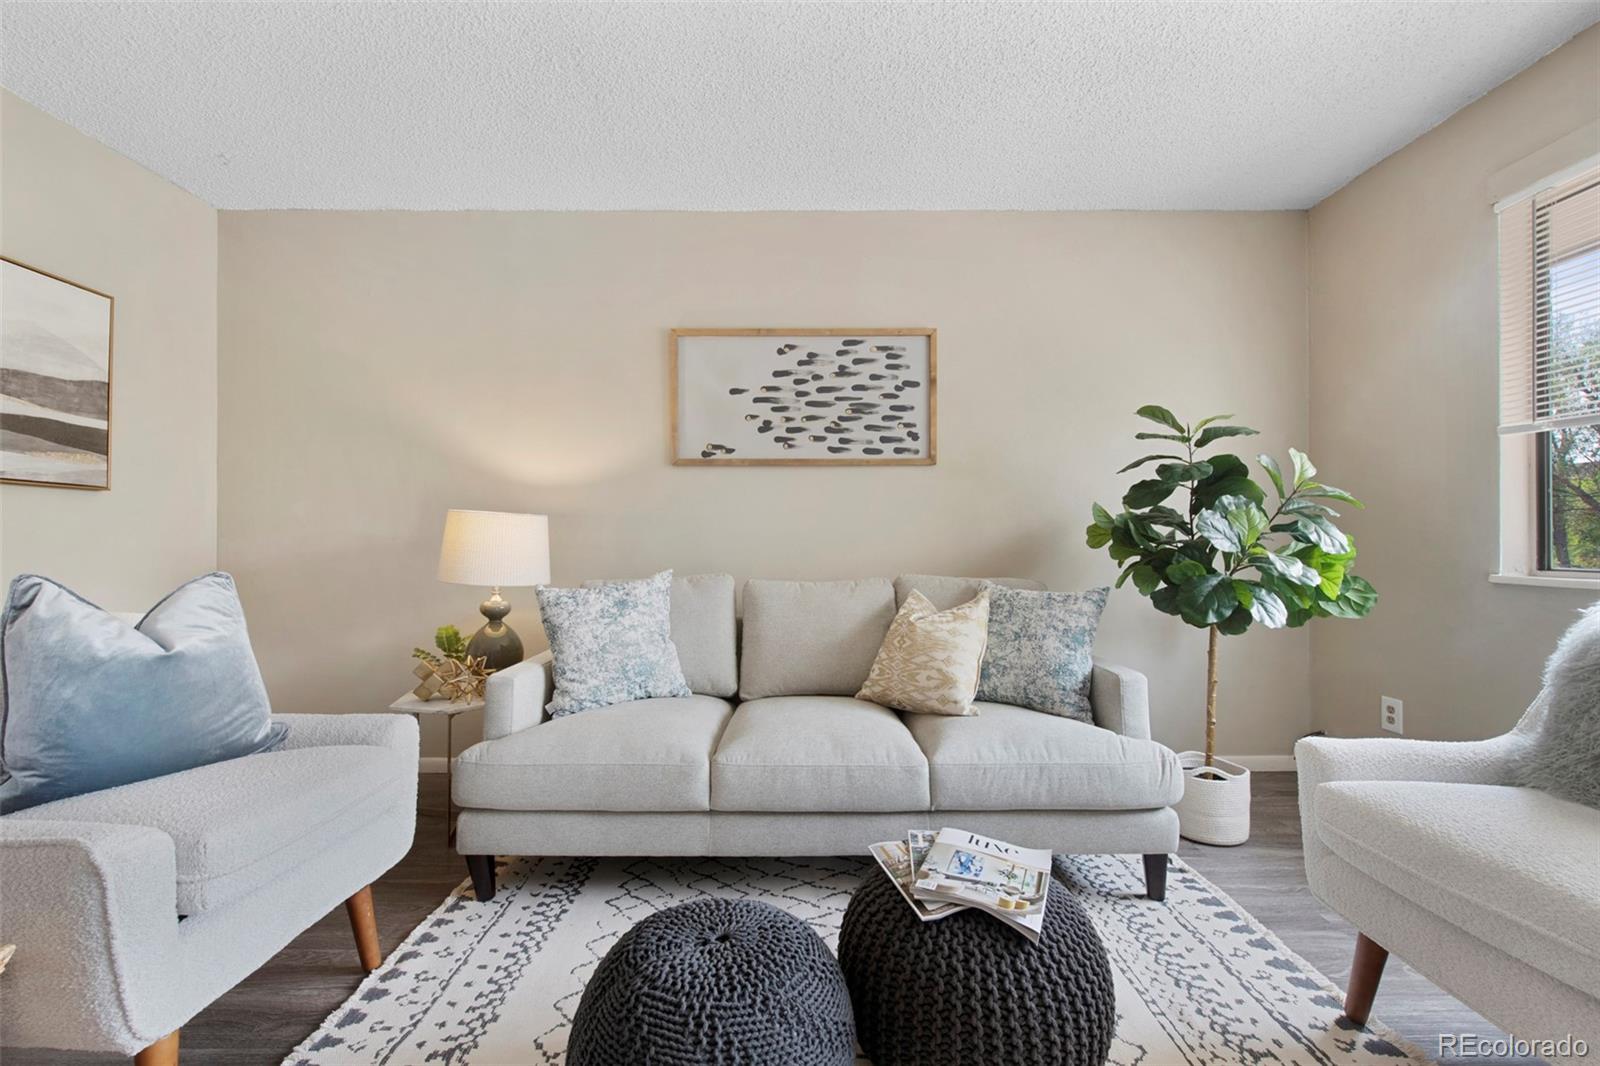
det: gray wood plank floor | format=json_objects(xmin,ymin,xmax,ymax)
[{"xmin": 8, "ymin": 772, "xmax": 1544, "ymax": 1065}]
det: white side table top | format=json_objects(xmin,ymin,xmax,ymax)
[{"xmin": 389, "ymin": 692, "xmax": 486, "ymax": 716}]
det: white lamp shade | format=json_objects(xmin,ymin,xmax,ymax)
[{"xmin": 437, "ymin": 510, "xmax": 551, "ymax": 588}]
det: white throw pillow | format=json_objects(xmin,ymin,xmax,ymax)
[{"xmin": 534, "ymin": 570, "xmax": 690, "ymax": 717}]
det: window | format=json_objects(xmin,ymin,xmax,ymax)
[{"xmin": 1497, "ymin": 160, "xmax": 1600, "ymax": 584}]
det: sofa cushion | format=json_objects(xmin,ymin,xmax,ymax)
[
  {"xmin": 585, "ymin": 573, "xmax": 737, "ymax": 698},
  {"xmin": 976, "ymin": 585, "xmax": 1109, "ymax": 722},
  {"xmin": 739, "ymin": 579, "xmax": 896, "ymax": 699},
  {"xmin": 893, "ymin": 574, "xmax": 1044, "ymax": 610},
  {"xmin": 1315, "ymin": 780, "xmax": 1600, "ymax": 998},
  {"xmin": 536, "ymin": 571, "xmax": 691, "ymax": 717},
  {"xmin": 7, "ymin": 744, "xmax": 411, "ymax": 914},
  {"xmin": 455, "ymin": 695, "xmax": 733, "ymax": 812},
  {"xmin": 904, "ymin": 702, "xmax": 1183, "ymax": 810},
  {"xmin": 857, "ymin": 589, "xmax": 990, "ymax": 717},
  {"xmin": 0, "ymin": 572, "xmax": 287, "ymax": 813},
  {"xmin": 711, "ymin": 697, "xmax": 930, "ymax": 812}
]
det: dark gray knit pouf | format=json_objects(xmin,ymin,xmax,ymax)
[
  {"xmin": 568, "ymin": 898, "xmax": 856, "ymax": 1066},
  {"xmin": 838, "ymin": 874, "xmax": 1115, "ymax": 1066}
]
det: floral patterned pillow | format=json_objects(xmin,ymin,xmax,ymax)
[
  {"xmin": 976, "ymin": 584, "xmax": 1109, "ymax": 721},
  {"xmin": 534, "ymin": 570, "xmax": 691, "ymax": 717}
]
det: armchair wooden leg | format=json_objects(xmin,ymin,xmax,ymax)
[
  {"xmin": 465, "ymin": 854, "xmax": 496, "ymax": 901},
  {"xmin": 134, "ymin": 1030, "xmax": 178, "ymax": 1066},
  {"xmin": 1342, "ymin": 933, "xmax": 1389, "ymax": 1026},
  {"xmin": 1142, "ymin": 853, "xmax": 1169, "ymax": 901},
  {"xmin": 345, "ymin": 885, "xmax": 382, "ymax": 973}
]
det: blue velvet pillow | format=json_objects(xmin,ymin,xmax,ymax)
[{"xmin": 0, "ymin": 572, "xmax": 287, "ymax": 813}]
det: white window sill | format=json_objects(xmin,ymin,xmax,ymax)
[{"xmin": 1489, "ymin": 572, "xmax": 1600, "ymax": 591}]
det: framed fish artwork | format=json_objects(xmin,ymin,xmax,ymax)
[
  {"xmin": 1, "ymin": 258, "xmax": 114, "ymax": 489},
  {"xmin": 671, "ymin": 328, "xmax": 936, "ymax": 466}
]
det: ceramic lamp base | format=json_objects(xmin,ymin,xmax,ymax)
[{"xmin": 467, "ymin": 621, "xmax": 524, "ymax": 673}]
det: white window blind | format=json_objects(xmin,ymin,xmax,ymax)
[{"xmin": 1498, "ymin": 163, "xmax": 1600, "ymax": 435}]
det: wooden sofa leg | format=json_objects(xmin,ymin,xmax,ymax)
[
  {"xmin": 345, "ymin": 885, "xmax": 382, "ymax": 972},
  {"xmin": 1343, "ymin": 933, "xmax": 1389, "ymax": 1026},
  {"xmin": 134, "ymin": 1030, "xmax": 179, "ymax": 1066},
  {"xmin": 465, "ymin": 854, "xmax": 496, "ymax": 901},
  {"xmin": 1142, "ymin": 854, "xmax": 1168, "ymax": 901}
]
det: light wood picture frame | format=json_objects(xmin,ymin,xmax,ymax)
[
  {"xmin": 1, "ymin": 257, "xmax": 114, "ymax": 490},
  {"xmin": 671, "ymin": 328, "xmax": 936, "ymax": 466}
]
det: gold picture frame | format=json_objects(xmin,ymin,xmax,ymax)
[
  {"xmin": 671, "ymin": 328, "xmax": 937, "ymax": 466},
  {"xmin": 1, "ymin": 256, "xmax": 115, "ymax": 490}
]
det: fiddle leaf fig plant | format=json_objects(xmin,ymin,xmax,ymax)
[{"xmin": 1087, "ymin": 406, "xmax": 1377, "ymax": 765}]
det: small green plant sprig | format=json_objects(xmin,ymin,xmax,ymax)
[
  {"xmin": 1086, "ymin": 405, "xmax": 1376, "ymax": 763},
  {"xmin": 412, "ymin": 624, "xmax": 469, "ymax": 667}
]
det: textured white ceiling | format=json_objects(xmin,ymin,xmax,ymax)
[{"xmin": 2, "ymin": 1, "xmax": 1596, "ymax": 211}]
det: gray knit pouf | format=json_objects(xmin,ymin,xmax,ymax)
[
  {"xmin": 838, "ymin": 873, "xmax": 1116, "ymax": 1066},
  {"xmin": 568, "ymin": 898, "xmax": 856, "ymax": 1066}
]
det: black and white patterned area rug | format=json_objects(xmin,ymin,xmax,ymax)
[{"xmin": 287, "ymin": 855, "xmax": 1429, "ymax": 1066}]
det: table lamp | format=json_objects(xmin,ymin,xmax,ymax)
[{"xmin": 437, "ymin": 509, "xmax": 551, "ymax": 672}]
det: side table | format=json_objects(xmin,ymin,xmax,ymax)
[{"xmin": 389, "ymin": 692, "xmax": 484, "ymax": 845}]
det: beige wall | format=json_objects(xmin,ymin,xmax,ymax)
[
  {"xmin": 0, "ymin": 90, "xmax": 218, "ymax": 606},
  {"xmin": 218, "ymin": 210, "xmax": 1311, "ymax": 759},
  {"xmin": 1307, "ymin": 27, "xmax": 1600, "ymax": 742}
]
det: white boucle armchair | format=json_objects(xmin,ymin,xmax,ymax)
[
  {"xmin": 0, "ymin": 712, "xmax": 418, "ymax": 1065},
  {"xmin": 1295, "ymin": 696, "xmax": 1600, "ymax": 1060}
]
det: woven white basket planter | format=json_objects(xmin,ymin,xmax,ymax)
[{"xmin": 1174, "ymin": 752, "xmax": 1251, "ymax": 846}]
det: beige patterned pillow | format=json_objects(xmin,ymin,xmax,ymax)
[{"xmin": 857, "ymin": 589, "xmax": 990, "ymax": 716}]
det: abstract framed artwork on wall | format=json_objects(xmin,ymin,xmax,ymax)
[
  {"xmin": 671, "ymin": 328, "xmax": 936, "ymax": 466},
  {"xmin": 1, "ymin": 257, "xmax": 114, "ymax": 489}
]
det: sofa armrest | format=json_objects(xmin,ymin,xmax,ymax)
[
  {"xmin": 0, "ymin": 820, "xmax": 181, "ymax": 1053},
  {"xmin": 272, "ymin": 712, "xmax": 420, "ymax": 760},
  {"xmin": 483, "ymin": 650, "xmax": 553, "ymax": 740},
  {"xmin": 1090, "ymin": 662, "xmax": 1150, "ymax": 739}
]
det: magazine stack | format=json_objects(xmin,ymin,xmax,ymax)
[{"xmin": 868, "ymin": 827, "xmax": 1052, "ymax": 942}]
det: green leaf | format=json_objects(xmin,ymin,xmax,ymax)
[
  {"xmin": 1114, "ymin": 562, "xmax": 1137, "ymax": 589},
  {"xmin": 1192, "ymin": 455, "xmax": 1267, "ymax": 509},
  {"xmin": 1231, "ymin": 580, "xmax": 1254, "ymax": 609},
  {"xmin": 1116, "ymin": 453, "xmax": 1184, "ymax": 474},
  {"xmin": 1216, "ymin": 605, "xmax": 1253, "ymax": 636},
  {"xmin": 1124, "ymin": 478, "xmax": 1176, "ymax": 509},
  {"xmin": 1150, "ymin": 584, "xmax": 1182, "ymax": 616},
  {"xmin": 1203, "ymin": 453, "xmax": 1249, "ymax": 480},
  {"xmin": 1134, "ymin": 431, "xmax": 1190, "ymax": 442},
  {"xmin": 1142, "ymin": 505, "xmax": 1189, "ymax": 529},
  {"xmin": 1241, "ymin": 582, "xmax": 1288, "ymax": 628},
  {"xmin": 1091, "ymin": 503, "xmax": 1115, "ymax": 529},
  {"xmin": 1108, "ymin": 540, "xmax": 1139, "ymax": 565},
  {"xmin": 1194, "ymin": 424, "xmax": 1260, "ymax": 449},
  {"xmin": 1297, "ymin": 544, "xmax": 1349, "ymax": 598},
  {"xmin": 1177, "ymin": 573, "xmax": 1238, "ymax": 626},
  {"xmin": 1195, "ymin": 507, "xmax": 1243, "ymax": 551},
  {"xmin": 1318, "ymin": 574, "xmax": 1378, "ymax": 618},
  {"xmin": 1254, "ymin": 548, "xmax": 1321, "ymax": 587},
  {"xmin": 1135, "ymin": 405, "xmax": 1186, "ymax": 433},
  {"xmin": 1302, "ymin": 482, "xmax": 1365, "ymax": 509},
  {"xmin": 1257, "ymin": 453, "xmax": 1287, "ymax": 499},
  {"xmin": 1155, "ymin": 460, "xmax": 1213, "ymax": 483},
  {"xmin": 1282, "ymin": 496, "xmax": 1339, "ymax": 518},
  {"xmin": 1257, "ymin": 571, "xmax": 1315, "ymax": 626},
  {"xmin": 1193, "ymin": 414, "xmax": 1235, "ymax": 432},
  {"xmin": 1085, "ymin": 523, "xmax": 1112, "ymax": 549},
  {"xmin": 1288, "ymin": 447, "xmax": 1317, "ymax": 487},
  {"xmin": 1131, "ymin": 564, "xmax": 1162, "ymax": 596},
  {"xmin": 1164, "ymin": 557, "xmax": 1208, "ymax": 584},
  {"xmin": 1294, "ymin": 514, "xmax": 1350, "ymax": 554}
]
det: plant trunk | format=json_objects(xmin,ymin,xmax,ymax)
[{"xmin": 1204, "ymin": 623, "xmax": 1220, "ymax": 767}]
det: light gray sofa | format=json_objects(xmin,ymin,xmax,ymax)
[
  {"xmin": 454, "ymin": 574, "xmax": 1183, "ymax": 901},
  {"xmin": 1296, "ymin": 695, "xmax": 1600, "ymax": 1059},
  {"xmin": 0, "ymin": 713, "xmax": 418, "ymax": 1065}
]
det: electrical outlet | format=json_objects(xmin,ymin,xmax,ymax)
[{"xmin": 1381, "ymin": 696, "xmax": 1404, "ymax": 735}]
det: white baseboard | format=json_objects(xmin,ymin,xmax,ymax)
[
  {"xmin": 1223, "ymin": 754, "xmax": 1296, "ymax": 771},
  {"xmin": 421, "ymin": 753, "xmax": 1297, "ymax": 773}
]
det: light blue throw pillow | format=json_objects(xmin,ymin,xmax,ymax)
[
  {"xmin": 0, "ymin": 572, "xmax": 287, "ymax": 813},
  {"xmin": 976, "ymin": 584, "xmax": 1109, "ymax": 722},
  {"xmin": 535, "ymin": 570, "xmax": 691, "ymax": 717}
]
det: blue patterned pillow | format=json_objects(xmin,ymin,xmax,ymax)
[
  {"xmin": 976, "ymin": 584, "xmax": 1109, "ymax": 721},
  {"xmin": 535, "ymin": 570, "xmax": 691, "ymax": 717}
]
